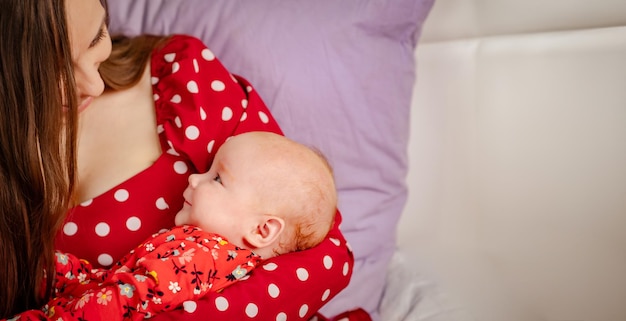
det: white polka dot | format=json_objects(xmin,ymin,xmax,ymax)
[
  {"xmin": 166, "ymin": 141, "xmax": 180, "ymax": 156},
  {"xmin": 171, "ymin": 94, "xmax": 182, "ymax": 103},
  {"xmin": 296, "ymin": 268, "xmax": 309, "ymax": 281},
  {"xmin": 95, "ymin": 222, "xmax": 110, "ymax": 237},
  {"xmin": 240, "ymin": 112, "xmax": 248, "ymax": 122},
  {"xmin": 258, "ymin": 111, "xmax": 269, "ymax": 124},
  {"xmin": 167, "ymin": 147, "xmax": 178, "ymax": 156},
  {"xmin": 80, "ymin": 199, "xmax": 93, "ymax": 207},
  {"xmin": 298, "ymin": 304, "xmax": 309, "ymax": 318},
  {"xmin": 241, "ymin": 99, "xmax": 248, "ymax": 109},
  {"xmin": 329, "ymin": 238, "xmax": 340, "ymax": 246},
  {"xmin": 321, "ymin": 289, "xmax": 331, "ymax": 301},
  {"xmin": 207, "ymin": 140, "xmax": 215, "ymax": 154},
  {"xmin": 114, "ymin": 189, "xmax": 129, "ymax": 202},
  {"xmin": 164, "ymin": 53, "xmax": 176, "ymax": 62},
  {"xmin": 157, "ymin": 124, "xmax": 164, "ymax": 134},
  {"xmin": 63, "ymin": 222, "xmax": 78, "ymax": 236},
  {"xmin": 343, "ymin": 262, "xmax": 350, "ymax": 276},
  {"xmin": 211, "ymin": 80, "xmax": 225, "ymax": 92},
  {"xmin": 246, "ymin": 85, "xmax": 252, "ymax": 92},
  {"xmin": 245, "ymin": 303, "xmax": 258, "ymax": 317},
  {"xmin": 182, "ymin": 301, "xmax": 197, "ymax": 313},
  {"xmin": 200, "ymin": 107, "xmax": 207, "ymax": 120},
  {"xmin": 215, "ymin": 296, "xmax": 228, "ymax": 311},
  {"xmin": 221, "ymin": 107, "xmax": 233, "ymax": 121},
  {"xmin": 151, "ymin": 77, "xmax": 159, "ymax": 85},
  {"xmin": 187, "ymin": 80, "xmax": 199, "ymax": 93},
  {"xmin": 323, "ymin": 256, "xmax": 333, "ymax": 269},
  {"xmin": 346, "ymin": 241, "xmax": 353, "ymax": 252},
  {"xmin": 174, "ymin": 161, "xmax": 188, "ymax": 174},
  {"xmin": 338, "ymin": 318, "xmax": 349, "ymax": 321},
  {"xmin": 153, "ymin": 93, "xmax": 160, "ymax": 101},
  {"xmin": 202, "ymin": 48, "xmax": 215, "ymax": 61},
  {"xmin": 126, "ymin": 217, "xmax": 141, "ymax": 231},
  {"xmin": 174, "ymin": 116, "xmax": 183, "ymax": 128},
  {"xmin": 172, "ymin": 62, "xmax": 180, "ymax": 73},
  {"xmin": 156, "ymin": 197, "xmax": 169, "ymax": 210},
  {"xmin": 98, "ymin": 253, "xmax": 113, "ymax": 266},
  {"xmin": 276, "ymin": 313, "xmax": 287, "ymax": 321},
  {"xmin": 263, "ymin": 263, "xmax": 278, "ymax": 271},
  {"xmin": 268, "ymin": 283, "xmax": 280, "ymax": 298},
  {"xmin": 193, "ymin": 59, "xmax": 199, "ymax": 73},
  {"xmin": 185, "ymin": 126, "xmax": 200, "ymax": 140}
]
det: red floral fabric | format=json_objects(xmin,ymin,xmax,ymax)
[
  {"xmin": 52, "ymin": 226, "xmax": 258, "ymax": 320},
  {"xmin": 6, "ymin": 226, "xmax": 258, "ymax": 320}
]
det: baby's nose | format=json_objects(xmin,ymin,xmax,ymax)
[{"xmin": 188, "ymin": 174, "xmax": 200, "ymax": 187}]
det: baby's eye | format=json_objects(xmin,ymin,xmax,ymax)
[{"xmin": 214, "ymin": 174, "xmax": 222, "ymax": 184}]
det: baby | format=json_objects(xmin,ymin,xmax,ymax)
[
  {"xmin": 175, "ymin": 130, "xmax": 337, "ymax": 258},
  {"xmin": 45, "ymin": 131, "xmax": 337, "ymax": 320}
]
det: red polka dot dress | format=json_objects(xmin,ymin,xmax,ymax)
[{"xmin": 55, "ymin": 35, "xmax": 355, "ymax": 320}]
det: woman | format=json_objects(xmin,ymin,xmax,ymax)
[
  {"xmin": 0, "ymin": 0, "xmax": 111, "ymax": 318},
  {"xmin": 56, "ymin": 33, "xmax": 354, "ymax": 321}
]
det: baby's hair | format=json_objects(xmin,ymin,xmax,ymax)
[{"xmin": 278, "ymin": 144, "xmax": 337, "ymax": 254}]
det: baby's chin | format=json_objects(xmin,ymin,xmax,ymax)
[{"xmin": 174, "ymin": 210, "xmax": 188, "ymax": 226}]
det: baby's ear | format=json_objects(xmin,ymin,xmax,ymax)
[{"xmin": 245, "ymin": 215, "xmax": 284, "ymax": 250}]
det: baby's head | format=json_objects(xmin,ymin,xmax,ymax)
[{"xmin": 175, "ymin": 131, "xmax": 337, "ymax": 258}]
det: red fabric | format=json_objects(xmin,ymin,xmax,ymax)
[
  {"xmin": 55, "ymin": 226, "xmax": 259, "ymax": 320},
  {"xmin": 8, "ymin": 226, "xmax": 258, "ymax": 321},
  {"xmin": 53, "ymin": 35, "xmax": 359, "ymax": 320}
]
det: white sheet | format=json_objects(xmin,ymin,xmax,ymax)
[{"xmin": 380, "ymin": 251, "xmax": 475, "ymax": 321}]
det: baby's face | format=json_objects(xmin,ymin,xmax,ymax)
[
  {"xmin": 174, "ymin": 131, "xmax": 336, "ymax": 250},
  {"xmin": 174, "ymin": 137, "xmax": 261, "ymax": 243}
]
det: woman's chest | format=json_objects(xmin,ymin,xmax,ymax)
[{"xmin": 76, "ymin": 77, "xmax": 161, "ymax": 204}]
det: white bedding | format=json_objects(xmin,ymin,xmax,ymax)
[
  {"xmin": 381, "ymin": 251, "xmax": 475, "ymax": 321},
  {"xmin": 398, "ymin": 1, "xmax": 626, "ymax": 320}
]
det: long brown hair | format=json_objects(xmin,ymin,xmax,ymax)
[
  {"xmin": 100, "ymin": 34, "xmax": 169, "ymax": 91},
  {"xmin": 0, "ymin": 0, "xmax": 77, "ymax": 317}
]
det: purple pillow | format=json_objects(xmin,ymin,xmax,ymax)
[{"xmin": 106, "ymin": 1, "xmax": 434, "ymax": 319}]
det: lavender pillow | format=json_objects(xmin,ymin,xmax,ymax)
[{"xmin": 106, "ymin": 1, "xmax": 434, "ymax": 319}]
